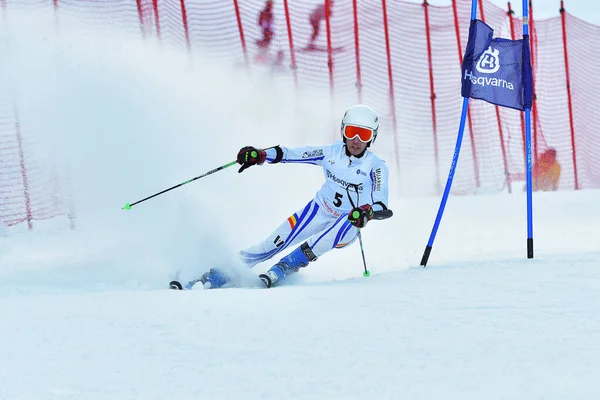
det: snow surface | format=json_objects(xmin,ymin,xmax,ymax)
[{"xmin": 1, "ymin": 8, "xmax": 600, "ymax": 400}]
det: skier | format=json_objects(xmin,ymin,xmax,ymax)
[
  {"xmin": 256, "ymin": 0, "xmax": 275, "ymax": 50},
  {"xmin": 532, "ymin": 148, "xmax": 561, "ymax": 191},
  {"xmin": 307, "ymin": 0, "xmax": 334, "ymax": 49},
  {"xmin": 172, "ymin": 104, "xmax": 390, "ymax": 290}
]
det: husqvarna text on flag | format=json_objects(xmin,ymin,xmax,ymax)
[{"xmin": 461, "ymin": 19, "xmax": 533, "ymax": 111}]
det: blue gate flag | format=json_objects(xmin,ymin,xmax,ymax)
[{"xmin": 461, "ymin": 19, "xmax": 533, "ymax": 111}]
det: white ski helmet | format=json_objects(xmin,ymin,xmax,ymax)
[{"xmin": 340, "ymin": 104, "xmax": 379, "ymax": 146}]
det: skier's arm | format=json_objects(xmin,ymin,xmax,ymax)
[
  {"xmin": 263, "ymin": 145, "xmax": 329, "ymax": 166},
  {"xmin": 369, "ymin": 161, "xmax": 389, "ymax": 212},
  {"xmin": 347, "ymin": 161, "xmax": 390, "ymax": 228}
]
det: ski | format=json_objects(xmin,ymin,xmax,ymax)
[
  {"xmin": 258, "ymin": 273, "xmax": 273, "ymax": 288},
  {"xmin": 299, "ymin": 45, "xmax": 344, "ymax": 53},
  {"xmin": 169, "ymin": 280, "xmax": 183, "ymax": 290},
  {"xmin": 170, "ymin": 272, "xmax": 271, "ymax": 290},
  {"xmin": 169, "ymin": 279, "xmax": 203, "ymax": 290}
]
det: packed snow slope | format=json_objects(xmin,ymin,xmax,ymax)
[{"xmin": 1, "ymin": 9, "xmax": 599, "ymax": 400}]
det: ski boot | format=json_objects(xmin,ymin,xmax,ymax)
[
  {"xmin": 171, "ymin": 268, "xmax": 231, "ymax": 290},
  {"xmin": 259, "ymin": 242, "xmax": 316, "ymax": 288},
  {"xmin": 197, "ymin": 268, "xmax": 231, "ymax": 289}
]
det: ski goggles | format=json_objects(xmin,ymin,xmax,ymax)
[{"xmin": 343, "ymin": 125, "xmax": 374, "ymax": 143}]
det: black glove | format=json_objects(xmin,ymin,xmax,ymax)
[
  {"xmin": 237, "ymin": 146, "xmax": 267, "ymax": 173},
  {"xmin": 348, "ymin": 204, "xmax": 374, "ymax": 228}
]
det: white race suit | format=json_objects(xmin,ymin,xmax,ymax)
[{"xmin": 240, "ymin": 141, "xmax": 389, "ymax": 267}]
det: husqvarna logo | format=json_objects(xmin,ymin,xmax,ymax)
[{"xmin": 476, "ymin": 46, "xmax": 500, "ymax": 74}]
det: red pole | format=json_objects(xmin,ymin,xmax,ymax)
[
  {"xmin": 52, "ymin": 0, "xmax": 60, "ymax": 33},
  {"xmin": 560, "ymin": 1, "xmax": 579, "ymax": 189},
  {"xmin": 14, "ymin": 110, "xmax": 33, "ymax": 230},
  {"xmin": 508, "ymin": 1, "xmax": 526, "ymax": 166},
  {"xmin": 423, "ymin": 0, "xmax": 441, "ymax": 194},
  {"xmin": 381, "ymin": 0, "xmax": 400, "ymax": 180},
  {"xmin": 479, "ymin": 0, "xmax": 511, "ymax": 193},
  {"xmin": 136, "ymin": 0, "xmax": 146, "ymax": 37},
  {"xmin": 452, "ymin": 0, "xmax": 480, "ymax": 189},
  {"xmin": 282, "ymin": 0, "xmax": 298, "ymax": 88},
  {"xmin": 325, "ymin": 0, "xmax": 334, "ymax": 93},
  {"xmin": 180, "ymin": 0, "xmax": 191, "ymax": 52},
  {"xmin": 324, "ymin": 0, "xmax": 336, "ymax": 142},
  {"xmin": 152, "ymin": 0, "xmax": 161, "ymax": 40},
  {"xmin": 232, "ymin": 0, "xmax": 249, "ymax": 68},
  {"xmin": 352, "ymin": 0, "xmax": 363, "ymax": 103}
]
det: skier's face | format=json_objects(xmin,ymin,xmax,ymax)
[{"xmin": 347, "ymin": 136, "xmax": 368, "ymax": 156}]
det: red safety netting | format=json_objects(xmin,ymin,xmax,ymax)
[{"xmin": 2, "ymin": 0, "xmax": 598, "ymax": 227}]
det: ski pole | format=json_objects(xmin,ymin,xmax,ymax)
[
  {"xmin": 356, "ymin": 228, "xmax": 370, "ymax": 277},
  {"xmin": 345, "ymin": 183, "xmax": 370, "ymax": 277},
  {"xmin": 122, "ymin": 160, "xmax": 237, "ymax": 210}
]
